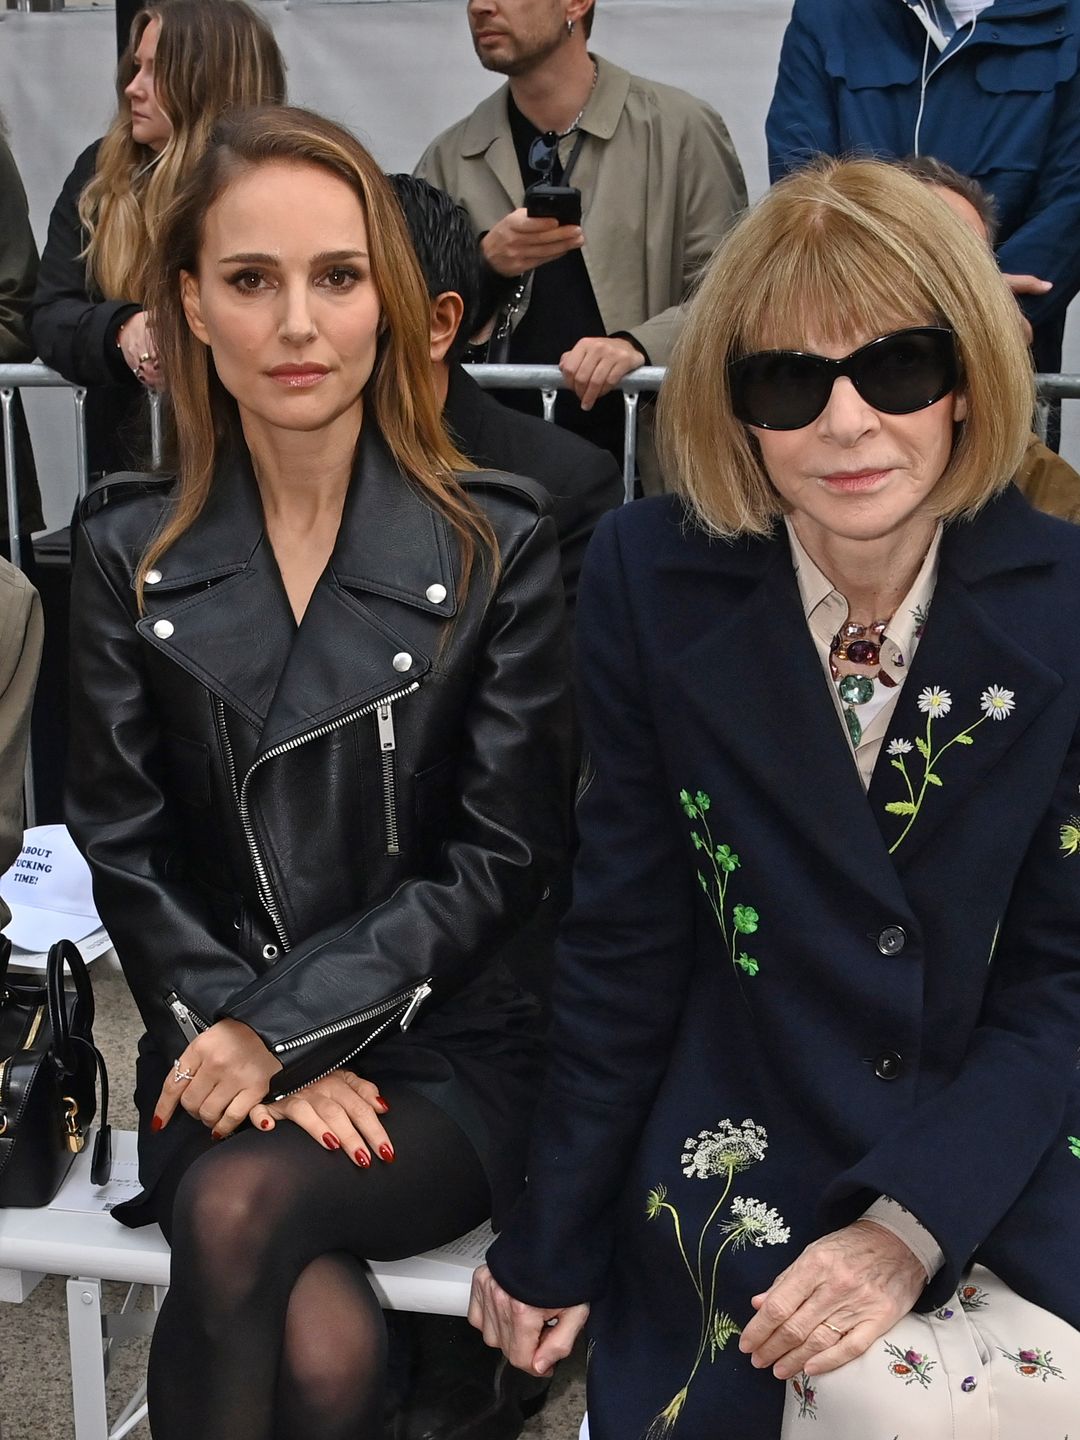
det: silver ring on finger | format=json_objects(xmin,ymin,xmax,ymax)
[
  {"xmin": 543, "ymin": 1316, "xmax": 560, "ymax": 1328},
  {"xmin": 173, "ymin": 1064, "xmax": 196, "ymax": 1084},
  {"xmin": 822, "ymin": 1321, "xmax": 846, "ymax": 1338}
]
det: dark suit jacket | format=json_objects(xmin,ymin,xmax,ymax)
[
  {"xmin": 444, "ymin": 364, "xmax": 622, "ymax": 617},
  {"xmin": 489, "ymin": 484, "xmax": 1080, "ymax": 1437}
]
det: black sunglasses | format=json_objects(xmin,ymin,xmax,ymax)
[
  {"xmin": 728, "ymin": 326, "xmax": 959, "ymax": 431},
  {"xmin": 527, "ymin": 130, "xmax": 564, "ymax": 179}
]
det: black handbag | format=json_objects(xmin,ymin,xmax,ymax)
[{"xmin": 0, "ymin": 935, "xmax": 112, "ymax": 1207}]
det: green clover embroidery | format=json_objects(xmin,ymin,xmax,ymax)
[{"xmin": 679, "ymin": 789, "xmax": 761, "ymax": 977}]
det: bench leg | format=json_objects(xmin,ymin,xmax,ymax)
[{"xmin": 67, "ymin": 1277, "xmax": 109, "ymax": 1440}]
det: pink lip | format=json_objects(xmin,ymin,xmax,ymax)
[
  {"xmin": 268, "ymin": 364, "xmax": 329, "ymax": 389},
  {"xmin": 819, "ymin": 469, "xmax": 891, "ymax": 491}
]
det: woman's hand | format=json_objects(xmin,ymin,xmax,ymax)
[
  {"xmin": 738, "ymin": 1219, "xmax": 926, "ymax": 1380},
  {"xmin": 116, "ymin": 310, "xmax": 165, "ymax": 390},
  {"xmin": 249, "ymin": 1070, "xmax": 393, "ymax": 1166},
  {"xmin": 468, "ymin": 1264, "xmax": 589, "ymax": 1377},
  {"xmin": 154, "ymin": 1018, "xmax": 282, "ymax": 1138}
]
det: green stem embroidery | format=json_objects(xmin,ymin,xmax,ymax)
[
  {"xmin": 889, "ymin": 713, "xmax": 987, "ymax": 852},
  {"xmin": 679, "ymin": 790, "xmax": 760, "ymax": 976}
]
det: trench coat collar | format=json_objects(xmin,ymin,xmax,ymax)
[
  {"xmin": 665, "ymin": 486, "xmax": 1062, "ymax": 887},
  {"xmin": 459, "ymin": 55, "xmax": 631, "ymax": 207},
  {"xmin": 135, "ymin": 425, "xmax": 458, "ymax": 755}
]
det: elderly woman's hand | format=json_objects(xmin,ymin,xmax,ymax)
[
  {"xmin": 738, "ymin": 1219, "xmax": 926, "ymax": 1380},
  {"xmin": 468, "ymin": 1264, "xmax": 590, "ymax": 1377}
]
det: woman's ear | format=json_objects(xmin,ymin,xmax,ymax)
[{"xmin": 179, "ymin": 270, "xmax": 209, "ymax": 345}]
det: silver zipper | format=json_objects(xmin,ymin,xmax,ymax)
[
  {"xmin": 166, "ymin": 991, "xmax": 208, "ymax": 1042},
  {"xmin": 376, "ymin": 702, "xmax": 400, "ymax": 854},
  {"xmin": 214, "ymin": 681, "xmax": 420, "ymax": 949},
  {"xmin": 271, "ymin": 979, "xmax": 432, "ymax": 1056}
]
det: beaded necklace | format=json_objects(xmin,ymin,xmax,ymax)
[{"xmin": 829, "ymin": 618, "xmax": 897, "ymax": 747}]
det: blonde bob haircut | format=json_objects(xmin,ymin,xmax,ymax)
[
  {"xmin": 80, "ymin": 0, "xmax": 286, "ymax": 302},
  {"xmin": 138, "ymin": 106, "xmax": 493, "ymax": 607},
  {"xmin": 658, "ymin": 157, "xmax": 1035, "ymax": 539}
]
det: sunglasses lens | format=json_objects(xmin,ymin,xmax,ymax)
[
  {"xmin": 854, "ymin": 330, "xmax": 957, "ymax": 414},
  {"xmin": 730, "ymin": 351, "xmax": 832, "ymax": 430}
]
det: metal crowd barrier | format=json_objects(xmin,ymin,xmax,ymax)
[{"xmin": 2, "ymin": 361, "xmax": 1079, "ymax": 553}]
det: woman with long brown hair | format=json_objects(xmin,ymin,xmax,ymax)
[
  {"xmin": 66, "ymin": 105, "xmax": 572, "ymax": 1439},
  {"xmin": 31, "ymin": 0, "xmax": 285, "ymax": 482}
]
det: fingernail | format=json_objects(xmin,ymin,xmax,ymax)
[
  {"xmin": 151, "ymin": 1115, "xmax": 164, "ymax": 1133},
  {"xmin": 211, "ymin": 1131, "xmax": 223, "ymax": 1142},
  {"xmin": 355, "ymin": 1148, "xmax": 371, "ymax": 1168},
  {"xmin": 322, "ymin": 1133, "xmax": 341, "ymax": 1151},
  {"xmin": 376, "ymin": 1095, "xmax": 390, "ymax": 1111},
  {"xmin": 378, "ymin": 1142, "xmax": 395, "ymax": 1163},
  {"xmin": 259, "ymin": 1118, "xmax": 271, "ymax": 1130}
]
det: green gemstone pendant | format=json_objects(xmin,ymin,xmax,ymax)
[
  {"xmin": 838, "ymin": 674, "xmax": 874, "ymax": 706},
  {"xmin": 843, "ymin": 706, "xmax": 863, "ymax": 747}
]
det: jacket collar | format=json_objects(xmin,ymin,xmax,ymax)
[
  {"xmin": 460, "ymin": 53, "xmax": 631, "ymax": 156},
  {"xmin": 136, "ymin": 425, "xmax": 459, "ymax": 755}
]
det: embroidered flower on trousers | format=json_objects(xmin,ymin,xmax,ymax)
[
  {"xmin": 980, "ymin": 684, "xmax": 1016, "ymax": 720},
  {"xmin": 681, "ymin": 1119, "xmax": 768, "ymax": 1179},
  {"xmin": 916, "ymin": 686, "xmax": 952, "ymax": 718},
  {"xmin": 718, "ymin": 1195, "xmax": 791, "ymax": 1249}
]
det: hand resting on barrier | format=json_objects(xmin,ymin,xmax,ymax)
[{"xmin": 116, "ymin": 311, "xmax": 166, "ymax": 391}]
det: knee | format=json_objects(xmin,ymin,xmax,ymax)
[{"xmin": 169, "ymin": 1144, "xmax": 284, "ymax": 1281}]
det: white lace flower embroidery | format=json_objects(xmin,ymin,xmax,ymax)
[
  {"xmin": 719, "ymin": 1196, "xmax": 791, "ymax": 1249},
  {"xmin": 979, "ymin": 685, "xmax": 1015, "ymax": 721},
  {"xmin": 916, "ymin": 686, "xmax": 952, "ymax": 718},
  {"xmin": 681, "ymin": 1118, "xmax": 768, "ymax": 1179},
  {"xmin": 887, "ymin": 738, "xmax": 913, "ymax": 755}
]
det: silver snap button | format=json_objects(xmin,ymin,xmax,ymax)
[
  {"xmin": 426, "ymin": 583, "xmax": 447, "ymax": 605},
  {"xmin": 392, "ymin": 651, "xmax": 413, "ymax": 673},
  {"xmin": 145, "ymin": 568, "xmax": 162, "ymax": 585},
  {"xmin": 262, "ymin": 942, "xmax": 279, "ymax": 960},
  {"xmin": 152, "ymin": 619, "xmax": 174, "ymax": 639}
]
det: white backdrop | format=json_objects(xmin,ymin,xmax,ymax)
[{"xmin": 0, "ymin": 0, "xmax": 1075, "ymax": 527}]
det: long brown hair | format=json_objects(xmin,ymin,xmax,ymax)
[
  {"xmin": 79, "ymin": 0, "xmax": 286, "ymax": 301},
  {"xmin": 138, "ymin": 106, "xmax": 495, "ymax": 604}
]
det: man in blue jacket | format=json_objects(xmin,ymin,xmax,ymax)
[{"xmin": 766, "ymin": 0, "xmax": 1080, "ymax": 391}]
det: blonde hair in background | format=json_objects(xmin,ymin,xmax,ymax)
[
  {"xmin": 658, "ymin": 157, "xmax": 1035, "ymax": 539},
  {"xmin": 138, "ymin": 106, "xmax": 494, "ymax": 608},
  {"xmin": 79, "ymin": 0, "xmax": 286, "ymax": 302}
]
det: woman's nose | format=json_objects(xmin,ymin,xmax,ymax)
[
  {"xmin": 278, "ymin": 285, "xmax": 317, "ymax": 345},
  {"xmin": 817, "ymin": 375, "xmax": 880, "ymax": 443}
]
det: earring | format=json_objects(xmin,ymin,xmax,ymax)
[{"xmin": 566, "ymin": 17, "xmax": 574, "ymax": 35}]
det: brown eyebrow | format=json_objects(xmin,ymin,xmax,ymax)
[{"xmin": 217, "ymin": 250, "xmax": 369, "ymax": 266}]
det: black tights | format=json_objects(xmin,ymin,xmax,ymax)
[{"xmin": 147, "ymin": 1087, "xmax": 490, "ymax": 1440}]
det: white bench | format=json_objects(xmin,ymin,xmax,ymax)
[{"xmin": 0, "ymin": 1130, "xmax": 491, "ymax": 1440}]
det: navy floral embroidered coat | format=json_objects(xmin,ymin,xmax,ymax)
[{"xmin": 487, "ymin": 484, "xmax": 1080, "ymax": 1438}]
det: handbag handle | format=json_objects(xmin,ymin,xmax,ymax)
[{"xmin": 45, "ymin": 938, "xmax": 112, "ymax": 1187}]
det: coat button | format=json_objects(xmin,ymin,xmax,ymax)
[
  {"xmin": 425, "ymin": 583, "xmax": 447, "ymax": 604},
  {"xmin": 877, "ymin": 925, "xmax": 906, "ymax": 956},
  {"xmin": 145, "ymin": 568, "xmax": 162, "ymax": 585},
  {"xmin": 874, "ymin": 1051, "xmax": 903, "ymax": 1080},
  {"xmin": 392, "ymin": 652, "xmax": 413, "ymax": 673},
  {"xmin": 262, "ymin": 942, "xmax": 279, "ymax": 960},
  {"xmin": 152, "ymin": 619, "xmax": 174, "ymax": 639}
]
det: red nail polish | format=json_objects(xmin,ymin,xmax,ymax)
[
  {"xmin": 322, "ymin": 1132, "xmax": 341, "ymax": 1151},
  {"xmin": 151, "ymin": 1115, "xmax": 164, "ymax": 1134},
  {"xmin": 259, "ymin": 1118, "xmax": 271, "ymax": 1130},
  {"xmin": 211, "ymin": 1131, "xmax": 223, "ymax": 1142},
  {"xmin": 376, "ymin": 1095, "xmax": 390, "ymax": 1112},
  {"xmin": 378, "ymin": 1143, "xmax": 395, "ymax": 1164},
  {"xmin": 355, "ymin": 1148, "xmax": 371, "ymax": 1168}
]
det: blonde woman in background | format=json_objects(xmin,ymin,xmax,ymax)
[{"xmin": 31, "ymin": 0, "xmax": 285, "ymax": 482}]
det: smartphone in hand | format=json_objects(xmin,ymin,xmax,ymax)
[{"xmin": 524, "ymin": 183, "xmax": 582, "ymax": 227}]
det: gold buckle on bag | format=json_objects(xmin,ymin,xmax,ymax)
[{"xmin": 63, "ymin": 1097, "xmax": 86, "ymax": 1154}]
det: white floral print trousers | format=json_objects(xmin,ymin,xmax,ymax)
[{"xmin": 780, "ymin": 1265, "xmax": 1079, "ymax": 1438}]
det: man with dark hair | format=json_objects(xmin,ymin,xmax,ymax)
[
  {"xmin": 416, "ymin": 0, "xmax": 745, "ymax": 486},
  {"xmin": 389, "ymin": 172, "xmax": 622, "ymax": 614}
]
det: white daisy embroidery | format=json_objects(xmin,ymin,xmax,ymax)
[
  {"xmin": 916, "ymin": 686, "xmax": 952, "ymax": 718},
  {"xmin": 980, "ymin": 685, "xmax": 1016, "ymax": 721},
  {"xmin": 887, "ymin": 738, "xmax": 914, "ymax": 756}
]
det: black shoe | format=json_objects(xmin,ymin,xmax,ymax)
[{"xmin": 395, "ymin": 1315, "xmax": 551, "ymax": 1440}]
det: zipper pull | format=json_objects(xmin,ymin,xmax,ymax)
[
  {"xmin": 166, "ymin": 991, "xmax": 202, "ymax": 1043},
  {"xmin": 376, "ymin": 701, "xmax": 397, "ymax": 753},
  {"xmin": 399, "ymin": 981, "xmax": 432, "ymax": 1032}
]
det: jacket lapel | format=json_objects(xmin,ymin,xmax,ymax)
[
  {"xmin": 462, "ymin": 86, "xmax": 525, "ymax": 211},
  {"xmin": 867, "ymin": 492, "xmax": 1064, "ymax": 861}
]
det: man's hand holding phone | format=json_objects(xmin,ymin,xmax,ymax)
[{"xmin": 481, "ymin": 206, "xmax": 584, "ymax": 277}]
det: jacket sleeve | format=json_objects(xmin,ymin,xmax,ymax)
[
  {"xmin": 0, "ymin": 138, "xmax": 38, "ymax": 366},
  {"xmin": 995, "ymin": 60, "xmax": 1080, "ymax": 329},
  {"xmin": 0, "ymin": 562, "xmax": 41, "ymax": 933},
  {"xmin": 625, "ymin": 103, "xmax": 747, "ymax": 367},
  {"xmin": 486, "ymin": 511, "xmax": 698, "ymax": 1306},
  {"xmin": 218, "ymin": 511, "xmax": 575, "ymax": 1081},
  {"xmin": 66, "ymin": 517, "xmax": 261, "ymax": 1055},
  {"xmin": 29, "ymin": 144, "xmax": 142, "ymax": 387},
  {"xmin": 765, "ymin": 1, "xmax": 841, "ymax": 183},
  {"xmin": 821, "ymin": 710, "xmax": 1080, "ymax": 1308}
]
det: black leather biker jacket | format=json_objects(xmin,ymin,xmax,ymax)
[{"xmin": 66, "ymin": 426, "xmax": 573, "ymax": 1096}]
